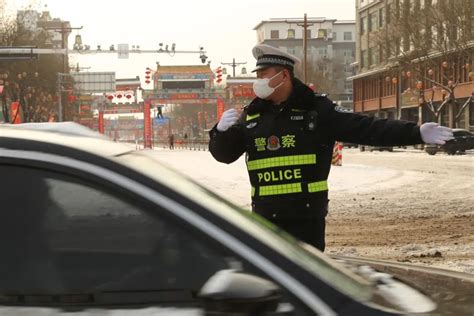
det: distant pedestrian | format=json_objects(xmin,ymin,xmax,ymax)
[
  {"xmin": 169, "ymin": 134, "xmax": 174, "ymax": 150},
  {"xmin": 157, "ymin": 106, "xmax": 163, "ymax": 119}
]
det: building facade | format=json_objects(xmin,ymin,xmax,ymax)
[
  {"xmin": 351, "ymin": 0, "xmax": 474, "ymax": 130},
  {"xmin": 225, "ymin": 78, "xmax": 257, "ymax": 110},
  {"xmin": 254, "ymin": 17, "xmax": 356, "ymax": 108}
]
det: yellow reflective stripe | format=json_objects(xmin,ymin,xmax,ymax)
[
  {"xmin": 308, "ymin": 180, "xmax": 328, "ymax": 193},
  {"xmin": 247, "ymin": 154, "xmax": 316, "ymax": 171},
  {"xmin": 246, "ymin": 113, "xmax": 260, "ymax": 121},
  {"xmin": 259, "ymin": 183, "xmax": 302, "ymax": 196},
  {"xmin": 251, "ymin": 186, "xmax": 255, "ymax": 197}
]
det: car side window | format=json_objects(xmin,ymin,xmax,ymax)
[{"xmin": 0, "ymin": 165, "xmax": 232, "ymax": 294}]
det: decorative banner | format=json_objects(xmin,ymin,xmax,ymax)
[
  {"xmin": 401, "ymin": 89, "xmax": 420, "ymax": 107},
  {"xmin": 143, "ymin": 101, "xmax": 152, "ymax": 149},
  {"xmin": 217, "ymin": 97, "xmax": 225, "ymax": 120},
  {"xmin": 98, "ymin": 111, "xmax": 105, "ymax": 134},
  {"xmin": 10, "ymin": 102, "xmax": 22, "ymax": 124}
]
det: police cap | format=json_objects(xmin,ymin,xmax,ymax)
[{"xmin": 251, "ymin": 44, "xmax": 301, "ymax": 72}]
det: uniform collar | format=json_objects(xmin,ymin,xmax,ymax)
[{"xmin": 245, "ymin": 78, "xmax": 315, "ymax": 115}]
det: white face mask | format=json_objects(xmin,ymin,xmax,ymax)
[{"xmin": 253, "ymin": 71, "xmax": 284, "ymax": 99}]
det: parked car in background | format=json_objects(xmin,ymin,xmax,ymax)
[
  {"xmin": 1, "ymin": 123, "xmax": 473, "ymax": 315},
  {"xmin": 342, "ymin": 142, "xmax": 358, "ymax": 148},
  {"xmin": 359, "ymin": 145, "xmax": 394, "ymax": 152},
  {"xmin": 425, "ymin": 128, "xmax": 474, "ymax": 155}
]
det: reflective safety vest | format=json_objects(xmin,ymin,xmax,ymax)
[
  {"xmin": 242, "ymin": 104, "xmax": 335, "ymax": 218},
  {"xmin": 248, "ymin": 154, "xmax": 328, "ymax": 196}
]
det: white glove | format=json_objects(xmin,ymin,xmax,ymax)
[
  {"xmin": 420, "ymin": 122, "xmax": 454, "ymax": 145},
  {"xmin": 216, "ymin": 109, "xmax": 239, "ymax": 132}
]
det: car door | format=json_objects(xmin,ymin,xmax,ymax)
[{"xmin": 0, "ymin": 153, "xmax": 314, "ymax": 315}]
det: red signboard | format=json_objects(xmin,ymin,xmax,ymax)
[
  {"xmin": 143, "ymin": 101, "xmax": 152, "ymax": 148},
  {"xmin": 217, "ymin": 98, "xmax": 225, "ymax": 120},
  {"xmin": 98, "ymin": 111, "xmax": 105, "ymax": 134},
  {"xmin": 10, "ymin": 102, "xmax": 22, "ymax": 124},
  {"xmin": 170, "ymin": 93, "xmax": 199, "ymax": 99}
]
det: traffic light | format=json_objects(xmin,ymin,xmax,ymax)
[{"xmin": 215, "ymin": 67, "xmax": 223, "ymax": 84}]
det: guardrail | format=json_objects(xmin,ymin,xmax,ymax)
[{"xmin": 154, "ymin": 139, "xmax": 209, "ymax": 151}]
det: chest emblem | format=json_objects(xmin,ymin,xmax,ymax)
[{"xmin": 266, "ymin": 135, "xmax": 281, "ymax": 151}]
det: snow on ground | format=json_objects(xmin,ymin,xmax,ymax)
[
  {"xmin": 147, "ymin": 148, "xmax": 422, "ymax": 208},
  {"xmin": 145, "ymin": 147, "xmax": 473, "ymax": 274}
]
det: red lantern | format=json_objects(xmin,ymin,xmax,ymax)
[
  {"xmin": 126, "ymin": 94, "xmax": 132, "ymax": 99},
  {"xmin": 117, "ymin": 94, "xmax": 123, "ymax": 99},
  {"xmin": 145, "ymin": 80, "xmax": 151, "ymax": 84},
  {"xmin": 392, "ymin": 77, "xmax": 398, "ymax": 84},
  {"xmin": 68, "ymin": 95, "xmax": 77, "ymax": 102},
  {"xmin": 145, "ymin": 75, "xmax": 151, "ymax": 80},
  {"xmin": 215, "ymin": 67, "xmax": 223, "ymax": 84},
  {"xmin": 145, "ymin": 71, "xmax": 151, "ymax": 75},
  {"xmin": 107, "ymin": 94, "xmax": 114, "ymax": 100},
  {"xmin": 416, "ymin": 81, "xmax": 423, "ymax": 90}
]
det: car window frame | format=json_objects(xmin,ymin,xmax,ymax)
[{"xmin": 0, "ymin": 147, "xmax": 339, "ymax": 315}]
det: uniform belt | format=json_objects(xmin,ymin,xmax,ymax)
[{"xmin": 251, "ymin": 180, "xmax": 328, "ymax": 197}]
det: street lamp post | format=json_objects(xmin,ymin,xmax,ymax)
[{"xmin": 221, "ymin": 58, "xmax": 247, "ymax": 77}]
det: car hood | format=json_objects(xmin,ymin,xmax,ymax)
[{"xmin": 331, "ymin": 255, "xmax": 474, "ymax": 316}]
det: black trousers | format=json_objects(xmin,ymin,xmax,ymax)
[{"xmin": 271, "ymin": 217, "xmax": 326, "ymax": 252}]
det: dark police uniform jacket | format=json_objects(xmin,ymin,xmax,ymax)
[{"xmin": 209, "ymin": 79, "xmax": 422, "ymax": 220}]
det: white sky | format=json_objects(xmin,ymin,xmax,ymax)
[{"xmin": 8, "ymin": 0, "xmax": 356, "ymax": 79}]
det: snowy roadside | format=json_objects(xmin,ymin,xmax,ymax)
[{"xmin": 146, "ymin": 148, "xmax": 473, "ymax": 274}]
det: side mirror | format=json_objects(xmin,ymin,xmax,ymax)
[{"xmin": 198, "ymin": 269, "xmax": 293, "ymax": 315}]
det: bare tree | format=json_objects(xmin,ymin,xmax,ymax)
[
  {"xmin": 375, "ymin": 0, "xmax": 474, "ymax": 127},
  {"xmin": 295, "ymin": 55, "xmax": 346, "ymax": 97},
  {"xmin": 1, "ymin": 3, "xmax": 64, "ymax": 122}
]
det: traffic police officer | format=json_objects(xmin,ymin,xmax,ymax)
[{"xmin": 209, "ymin": 44, "xmax": 453, "ymax": 251}]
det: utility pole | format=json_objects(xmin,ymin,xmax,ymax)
[
  {"xmin": 221, "ymin": 58, "xmax": 247, "ymax": 77},
  {"xmin": 296, "ymin": 14, "xmax": 314, "ymax": 84},
  {"xmin": 285, "ymin": 14, "xmax": 314, "ymax": 84},
  {"xmin": 43, "ymin": 23, "xmax": 83, "ymax": 73}
]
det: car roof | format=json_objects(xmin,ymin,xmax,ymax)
[{"xmin": 0, "ymin": 123, "xmax": 133, "ymax": 157}]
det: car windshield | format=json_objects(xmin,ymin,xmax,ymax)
[{"xmin": 117, "ymin": 151, "xmax": 373, "ymax": 302}]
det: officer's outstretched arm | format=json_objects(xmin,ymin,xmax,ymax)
[
  {"xmin": 317, "ymin": 97, "xmax": 423, "ymax": 146},
  {"xmin": 208, "ymin": 111, "xmax": 246, "ymax": 163}
]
